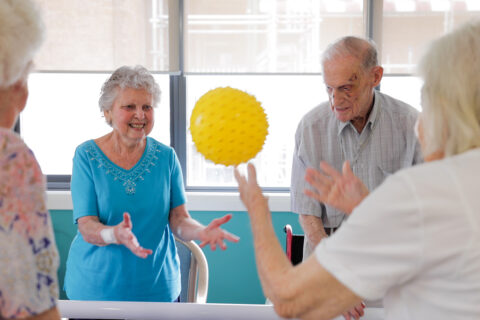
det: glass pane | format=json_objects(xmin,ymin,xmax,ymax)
[
  {"xmin": 21, "ymin": 73, "xmax": 170, "ymax": 175},
  {"xmin": 185, "ymin": 0, "xmax": 364, "ymax": 73},
  {"xmin": 380, "ymin": 76, "xmax": 423, "ymax": 111},
  {"xmin": 382, "ymin": 0, "xmax": 480, "ymax": 73},
  {"xmin": 186, "ymin": 75, "xmax": 326, "ymax": 188},
  {"xmin": 35, "ymin": 0, "xmax": 170, "ymax": 71}
]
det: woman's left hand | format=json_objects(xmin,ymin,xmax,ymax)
[{"xmin": 198, "ymin": 214, "xmax": 240, "ymax": 250}]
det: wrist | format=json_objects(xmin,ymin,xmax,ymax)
[
  {"xmin": 100, "ymin": 227, "xmax": 118, "ymax": 244},
  {"xmin": 247, "ymin": 194, "xmax": 269, "ymax": 212}
]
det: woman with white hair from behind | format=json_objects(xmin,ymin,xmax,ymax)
[
  {"xmin": 235, "ymin": 20, "xmax": 480, "ymax": 320},
  {"xmin": 0, "ymin": 0, "xmax": 60, "ymax": 320}
]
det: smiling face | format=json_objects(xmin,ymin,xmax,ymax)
[
  {"xmin": 323, "ymin": 55, "xmax": 382, "ymax": 132},
  {"xmin": 105, "ymin": 87, "xmax": 154, "ymax": 143}
]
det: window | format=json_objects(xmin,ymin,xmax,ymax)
[
  {"xmin": 186, "ymin": 75, "xmax": 326, "ymax": 188},
  {"xmin": 21, "ymin": 73, "xmax": 170, "ymax": 176},
  {"xmin": 20, "ymin": 0, "xmax": 172, "ymax": 187},
  {"xmin": 19, "ymin": 0, "xmax": 480, "ymax": 190},
  {"xmin": 184, "ymin": 0, "xmax": 364, "ymax": 189},
  {"xmin": 382, "ymin": 0, "xmax": 480, "ymax": 74}
]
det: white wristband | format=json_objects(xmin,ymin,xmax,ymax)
[{"xmin": 100, "ymin": 228, "xmax": 118, "ymax": 244}]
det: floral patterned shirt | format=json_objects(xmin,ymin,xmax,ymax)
[{"xmin": 0, "ymin": 128, "xmax": 59, "ymax": 319}]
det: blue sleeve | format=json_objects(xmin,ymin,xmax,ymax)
[
  {"xmin": 170, "ymin": 149, "xmax": 186, "ymax": 209},
  {"xmin": 71, "ymin": 144, "xmax": 99, "ymax": 223}
]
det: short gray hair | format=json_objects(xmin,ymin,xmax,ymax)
[
  {"xmin": 322, "ymin": 36, "xmax": 378, "ymax": 71},
  {"xmin": 418, "ymin": 19, "xmax": 480, "ymax": 157},
  {"xmin": 99, "ymin": 65, "xmax": 161, "ymax": 112},
  {"xmin": 0, "ymin": 0, "xmax": 44, "ymax": 88}
]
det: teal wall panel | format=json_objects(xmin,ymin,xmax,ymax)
[{"xmin": 50, "ymin": 210, "xmax": 303, "ymax": 304}]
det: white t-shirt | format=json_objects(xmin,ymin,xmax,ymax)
[{"xmin": 315, "ymin": 148, "xmax": 480, "ymax": 320}]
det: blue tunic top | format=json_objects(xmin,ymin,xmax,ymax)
[{"xmin": 64, "ymin": 137, "xmax": 186, "ymax": 301}]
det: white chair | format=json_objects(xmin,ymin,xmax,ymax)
[{"xmin": 174, "ymin": 236, "xmax": 209, "ymax": 303}]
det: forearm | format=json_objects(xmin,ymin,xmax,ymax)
[
  {"xmin": 172, "ymin": 216, "xmax": 205, "ymax": 241},
  {"xmin": 169, "ymin": 204, "xmax": 205, "ymax": 241},
  {"xmin": 299, "ymin": 214, "xmax": 327, "ymax": 247},
  {"xmin": 253, "ymin": 205, "xmax": 362, "ymax": 320},
  {"xmin": 22, "ymin": 306, "xmax": 60, "ymax": 320},
  {"xmin": 247, "ymin": 196, "xmax": 293, "ymax": 301}
]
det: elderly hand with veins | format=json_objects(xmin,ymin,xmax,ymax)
[
  {"xmin": 304, "ymin": 161, "xmax": 369, "ymax": 215},
  {"xmin": 197, "ymin": 214, "xmax": 240, "ymax": 251},
  {"xmin": 113, "ymin": 212, "xmax": 153, "ymax": 258}
]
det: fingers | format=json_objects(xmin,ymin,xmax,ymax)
[
  {"xmin": 123, "ymin": 212, "xmax": 132, "ymax": 229},
  {"xmin": 304, "ymin": 188, "xmax": 324, "ymax": 203},
  {"xmin": 198, "ymin": 228, "xmax": 240, "ymax": 251},
  {"xmin": 234, "ymin": 163, "xmax": 258, "ymax": 186},
  {"xmin": 206, "ymin": 214, "xmax": 232, "ymax": 230},
  {"xmin": 127, "ymin": 238, "xmax": 152, "ymax": 258},
  {"xmin": 217, "ymin": 238, "xmax": 227, "ymax": 250},
  {"xmin": 319, "ymin": 161, "xmax": 342, "ymax": 180},
  {"xmin": 131, "ymin": 246, "xmax": 153, "ymax": 259},
  {"xmin": 247, "ymin": 163, "xmax": 257, "ymax": 184},
  {"xmin": 222, "ymin": 230, "xmax": 240, "ymax": 242},
  {"xmin": 304, "ymin": 167, "xmax": 333, "ymax": 197},
  {"xmin": 342, "ymin": 161, "xmax": 353, "ymax": 178},
  {"xmin": 234, "ymin": 167, "xmax": 245, "ymax": 186}
]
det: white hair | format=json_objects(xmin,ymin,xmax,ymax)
[
  {"xmin": 418, "ymin": 19, "xmax": 480, "ymax": 157},
  {"xmin": 322, "ymin": 36, "xmax": 378, "ymax": 71},
  {"xmin": 99, "ymin": 65, "xmax": 161, "ymax": 115},
  {"xmin": 0, "ymin": 0, "xmax": 44, "ymax": 88}
]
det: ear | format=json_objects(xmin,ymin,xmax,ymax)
[
  {"xmin": 104, "ymin": 109, "xmax": 112, "ymax": 125},
  {"xmin": 371, "ymin": 66, "xmax": 383, "ymax": 87},
  {"xmin": 12, "ymin": 80, "xmax": 29, "ymax": 113}
]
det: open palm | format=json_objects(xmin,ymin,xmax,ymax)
[{"xmin": 304, "ymin": 161, "xmax": 369, "ymax": 215}]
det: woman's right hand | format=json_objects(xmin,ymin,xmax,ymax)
[{"xmin": 113, "ymin": 212, "xmax": 153, "ymax": 258}]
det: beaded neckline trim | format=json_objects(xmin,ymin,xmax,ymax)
[{"xmin": 85, "ymin": 139, "xmax": 161, "ymax": 195}]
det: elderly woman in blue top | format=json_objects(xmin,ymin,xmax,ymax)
[{"xmin": 65, "ymin": 65, "xmax": 239, "ymax": 302}]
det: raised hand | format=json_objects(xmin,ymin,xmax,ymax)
[
  {"xmin": 234, "ymin": 163, "xmax": 267, "ymax": 214},
  {"xmin": 198, "ymin": 214, "xmax": 240, "ymax": 251},
  {"xmin": 114, "ymin": 212, "xmax": 153, "ymax": 258},
  {"xmin": 304, "ymin": 161, "xmax": 369, "ymax": 214}
]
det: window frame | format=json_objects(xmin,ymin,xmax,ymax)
[{"xmin": 22, "ymin": 0, "xmax": 396, "ymax": 191}]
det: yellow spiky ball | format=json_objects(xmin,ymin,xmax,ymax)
[{"xmin": 190, "ymin": 87, "xmax": 269, "ymax": 166}]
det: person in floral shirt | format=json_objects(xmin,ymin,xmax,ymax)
[{"xmin": 0, "ymin": 0, "xmax": 60, "ymax": 319}]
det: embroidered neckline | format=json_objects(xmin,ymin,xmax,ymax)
[{"xmin": 85, "ymin": 138, "xmax": 162, "ymax": 195}]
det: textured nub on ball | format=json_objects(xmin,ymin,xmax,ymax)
[{"xmin": 190, "ymin": 87, "xmax": 269, "ymax": 166}]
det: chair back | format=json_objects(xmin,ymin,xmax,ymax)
[
  {"xmin": 175, "ymin": 236, "xmax": 209, "ymax": 303},
  {"xmin": 284, "ymin": 224, "xmax": 304, "ymax": 266}
]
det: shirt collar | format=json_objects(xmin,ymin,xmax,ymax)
[{"xmin": 337, "ymin": 90, "xmax": 380, "ymax": 135}]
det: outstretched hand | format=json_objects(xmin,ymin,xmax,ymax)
[
  {"xmin": 304, "ymin": 161, "xmax": 369, "ymax": 215},
  {"xmin": 198, "ymin": 214, "xmax": 240, "ymax": 251},
  {"xmin": 234, "ymin": 163, "xmax": 268, "ymax": 214},
  {"xmin": 114, "ymin": 212, "xmax": 153, "ymax": 258}
]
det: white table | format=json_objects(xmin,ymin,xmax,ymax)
[{"xmin": 59, "ymin": 300, "xmax": 384, "ymax": 320}]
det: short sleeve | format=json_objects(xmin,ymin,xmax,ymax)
[
  {"xmin": 314, "ymin": 173, "xmax": 423, "ymax": 300},
  {"xmin": 71, "ymin": 143, "xmax": 99, "ymax": 223},
  {"xmin": 0, "ymin": 131, "xmax": 59, "ymax": 318},
  {"xmin": 169, "ymin": 149, "xmax": 186, "ymax": 209}
]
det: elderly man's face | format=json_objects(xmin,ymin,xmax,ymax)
[{"xmin": 323, "ymin": 55, "xmax": 380, "ymax": 127}]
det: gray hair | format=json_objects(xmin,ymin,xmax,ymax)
[
  {"xmin": 99, "ymin": 65, "xmax": 161, "ymax": 113},
  {"xmin": 322, "ymin": 36, "xmax": 378, "ymax": 71},
  {"xmin": 418, "ymin": 19, "xmax": 480, "ymax": 157},
  {"xmin": 0, "ymin": 0, "xmax": 44, "ymax": 88}
]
